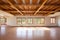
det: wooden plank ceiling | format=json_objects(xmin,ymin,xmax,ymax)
[{"xmin": 0, "ymin": 0, "xmax": 60, "ymax": 16}]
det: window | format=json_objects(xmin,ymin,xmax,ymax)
[
  {"xmin": 0, "ymin": 17, "xmax": 6, "ymax": 24},
  {"xmin": 17, "ymin": 18, "xmax": 26, "ymax": 25},
  {"xmin": 17, "ymin": 17, "xmax": 45, "ymax": 25},
  {"xmin": 21, "ymin": 18, "xmax": 26, "ymax": 24},
  {"xmin": 34, "ymin": 18, "xmax": 40, "ymax": 24},
  {"xmin": 27, "ymin": 18, "xmax": 32, "ymax": 24},
  {"xmin": 40, "ymin": 18, "xmax": 45, "ymax": 24},
  {"xmin": 34, "ymin": 18, "xmax": 45, "ymax": 24},
  {"xmin": 17, "ymin": 18, "xmax": 22, "ymax": 25},
  {"xmin": 50, "ymin": 18, "xmax": 56, "ymax": 24}
]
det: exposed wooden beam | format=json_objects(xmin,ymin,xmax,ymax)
[
  {"xmin": 6, "ymin": 0, "xmax": 23, "ymax": 15},
  {"xmin": 48, "ymin": 8, "xmax": 60, "ymax": 14},
  {"xmin": 0, "ymin": 4, "xmax": 60, "ymax": 7},
  {"xmin": 30, "ymin": 0, "xmax": 32, "ymax": 4},
  {"xmin": 22, "ymin": 0, "xmax": 25, "ymax": 4},
  {"xmin": 37, "ymin": 0, "xmax": 40, "ymax": 4},
  {"xmin": 14, "ymin": 0, "xmax": 18, "ymax": 4},
  {"xmin": 50, "ymin": 0, "xmax": 59, "ymax": 4},
  {"xmin": 34, "ymin": 0, "xmax": 48, "ymax": 15},
  {"xmin": 0, "ymin": 4, "xmax": 59, "ymax": 11},
  {"xmin": 5, "ymin": 11, "xmax": 60, "ymax": 13}
]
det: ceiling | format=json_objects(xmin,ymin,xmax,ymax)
[{"xmin": 0, "ymin": 0, "xmax": 60, "ymax": 16}]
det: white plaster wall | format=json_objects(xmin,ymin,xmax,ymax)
[
  {"xmin": 57, "ymin": 16, "xmax": 60, "ymax": 26},
  {"xmin": 6, "ymin": 16, "xmax": 17, "ymax": 26},
  {"xmin": 52, "ymin": 12, "xmax": 60, "ymax": 26}
]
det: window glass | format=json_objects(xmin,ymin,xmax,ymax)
[
  {"xmin": 17, "ymin": 17, "xmax": 45, "ymax": 25},
  {"xmin": 17, "ymin": 18, "xmax": 21, "ymax": 25},
  {"xmin": 34, "ymin": 18, "xmax": 44, "ymax": 24},
  {"xmin": 34, "ymin": 18, "xmax": 40, "ymax": 24},
  {"xmin": 21, "ymin": 18, "xmax": 26, "ymax": 24},
  {"xmin": 27, "ymin": 18, "xmax": 32, "ymax": 24},
  {"xmin": 51, "ymin": 18, "xmax": 56, "ymax": 24},
  {"xmin": 40, "ymin": 18, "xmax": 45, "ymax": 24},
  {"xmin": 0, "ymin": 17, "xmax": 6, "ymax": 24}
]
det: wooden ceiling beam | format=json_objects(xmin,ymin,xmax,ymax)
[
  {"xmin": 37, "ymin": 0, "xmax": 40, "ymax": 4},
  {"xmin": 34, "ymin": 0, "xmax": 48, "ymax": 15},
  {"xmin": 50, "ymin": 0, "xmax": 59, "ymax": 4},
  {"xmin": 0, "ymin": 4, "xmax": 60, "ymax": 7},
  {"xmin": 6, "ymin": 0, "xmax": 23, "ymax": 15},
  {"xmin": 22, "ymin": 0, "xmax": 25, "ymax": 4},
  {"xmin": 5, "ymin": 11, "xmax": 60, "ymax": 13},
  {"xmin": 0, "ymin": 4, "xmax": 59, "ymax": 10},
  {"xmin": 30, "ymin": 0, "xmax": 32, "ymax": 4},
  {"xmin": 14, "ymin": 0, "xmax": 18, "ymax": 4},
  {"xmin": 48, "ymin": 8, "xmax": 60, "ymax": 15}
]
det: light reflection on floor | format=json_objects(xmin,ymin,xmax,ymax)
[
  {"xmin": 16, "ymin": 27, "xmax": 49, "ymax": 38},
  {"xmin": 16, "ymin": 28, "xmax": 26, "ymax": 38},
  {"xmin": 50, "ymin": 28, "xmax": 57, "ymax": 40},
  {"xmin": 0, "ymin": 26, "xmax": 60, "ymax": 40},
  {"xmin": 1, "ymin": 25, "xmax": 6, "ymax": 35}
]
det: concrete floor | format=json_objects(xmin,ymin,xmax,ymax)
[{"xmin": 0, "ymin": 25, "xmax": 60, "ymax": 40}]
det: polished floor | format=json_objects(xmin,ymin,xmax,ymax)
[{"xmin": 0, "ymin": 25, "xmax": 60, "ymax": 40}]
